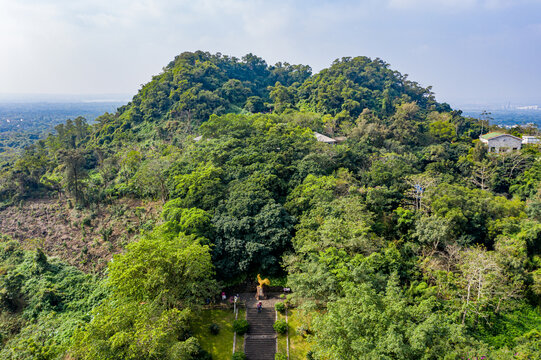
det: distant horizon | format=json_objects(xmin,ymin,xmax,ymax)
[
  {"xmin": 1, "ymin": 92, "xmax": 539, "ymax": 112},
  {"xmin": 0, "ymin": 93, "xmax": 131, "ymax": 104}
]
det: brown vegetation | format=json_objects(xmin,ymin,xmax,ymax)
[{"xmin": 0, "ymin": 197, "xmax": 160, "ymax": 272}]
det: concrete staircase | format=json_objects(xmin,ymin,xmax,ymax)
[{"xmin": 244, "ymin": 299, "xmax": 276, "ymax": 360}]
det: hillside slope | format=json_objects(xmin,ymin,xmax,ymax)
[
  {"xmin": 0, "ymin": 51, "xmax": 539, "ymax": 360},
  {"xmin": 0, "ymin": 198, "xmax": 159, "ymax": 272}
]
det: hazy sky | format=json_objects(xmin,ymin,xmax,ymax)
[{"xmin": 1, "ymin": 0, "xmax": 540, "ymax": 106}]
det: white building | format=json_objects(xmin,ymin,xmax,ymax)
[
  {"xmin": 480, "ymin": 132, "xmax": 522, "ymax": 153},
  {"xmin": 522, "ymin": 136, "xmax": 540, "ymax": 145}
]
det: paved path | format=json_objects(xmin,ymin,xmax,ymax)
[{"xmin": 244, "ymin": 297, "xmax": 278, "ymax": 360}]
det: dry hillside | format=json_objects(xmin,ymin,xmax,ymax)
[{"xmin": 0, "ymin": 197, "xmax": 160, "ymax": 272}]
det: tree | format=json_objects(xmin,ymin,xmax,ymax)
[
  {"xmin": 108, "ymin": 232, "xmax": 217, "ymax": 306},
  {"xmin": 290, "ymin": 196, "xmax": 378, "ymax": 256},
  {"xmin": 285, "ymin": 174, "xmax": 338, "ymax": 216},
  {"xmin": 211, "ymin": 173, "xmax": 294, "ymax": 278},
  {"xmin": 58, "ymin": 149, "xmax": 87, "ymax": 204},
  {"xmin": 470, "ymin": 159, "xmax": 495, "ymax": 191},
  {"xmin": 70, "ymin": 228, "xmax": 217, "ymax": 359},
  {"xmin": 161, "ymin": 202, "xmax": 213, "ymax": 240},
  {"xmin": 213, "ymin": 199, "xmax": 293, "ymax": 279},
  {"xmin": 389, "ymin": 102, "xmax": 421, "ymax": 145},
  {"xmin": 171, "ymin": 162, "xmax": 224, "ymax": 210},
  {"xmin": 311, "ymin": 274, "xmax": 468, "ymax": 360},
  {"xmin": 511, "ymin": 158, "xmax": 541, "ymax": 199},
  {"xmin": 119, "ymin": 149, "xmax": 142, "ymax": 181},
  {"xmin": 461, "ymin": 246, "xmax": 523, "ymax": 325},
  {"xmin": 70, "ymin": 301, "xmax": 201, "ymax": 360},
  {"xmin": 422, "ymin": 246, "xmax": 523, "ymax": 327},
  {"xmin": 428, "ymin": 111, "xmax": 456, "ymax": 141},
  {"xmin": 413, "ymin": 215, "xmax": 454, "ymax": 253},
  {"xmin": 349, "ymin": 109, "xmax": 389, "ymax": 147},
  {"xmin": 428, "ymin": 183, "xmax": 525, "ymax": 245},
  {"xmin": 244, "ymin": 96, "xmax": 266, "ymax": 113},
  {"xmin": 269, "ymin": 82, "xmax": 296, "ymax": 113},
  {"xmin": 479, "ymin": 110, "xmax": 493, "ymax": 134},
  {"xmin": 133, "ymin": 157, "xmax": 172, "ymax": 202}
]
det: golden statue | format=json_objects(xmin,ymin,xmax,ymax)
[
  {"xmin": 257, "ymin": 274, "xmax": 270, "ymax": 287},
  {"xmin": 256, "ymin": 274, "xmax": 270, "ymax": 300}
]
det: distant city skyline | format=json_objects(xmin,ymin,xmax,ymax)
[{"xmin": 1, "ymin": 0, "xmax": 540, "ymax": 106}]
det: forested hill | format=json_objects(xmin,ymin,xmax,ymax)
[
  {"xmin": 90, "ymin": 51, "xmax": 312, "ymax": 146},
  {"xmin": 0, "ymin": 51, "xmax": 540, "ymax": 359},
  {"xmin": 88, "ymin": 51, "xmax": 447, "ymax": 147}
]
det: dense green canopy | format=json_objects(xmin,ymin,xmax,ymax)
[{"xmin": 0, "ymin": 51, "xmax": 540, "ymax": 359}]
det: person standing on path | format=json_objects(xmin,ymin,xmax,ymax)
[{"xmin": 257, "ymin": 301, "xmax": 262, "ymax": 313}]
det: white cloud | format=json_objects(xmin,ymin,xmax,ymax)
[
  {"xmin": 388, "ymin": 0, "xmax": 475, "ymax": 10},
  {"xmin": 0, "ymin": 0, "xmax": 540, "ymax": 103},
  {"xmin": 388, "ymin": 0, "xmax": 541, "ymax": 11}
]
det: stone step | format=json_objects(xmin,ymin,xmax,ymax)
[
  {"xmin": 244, "ymin": 300, "xmax": 277, "ymax": 360},
  {"xmin": 248, "ymin": 330, "xmax": 275, "ymax": 335},
  {"xmin": 248, "ymin": 321, "xmax": 274, "ymax": 324},
  {"xmin": 245, "ymin": 338, "xmax": 276, "ymax": 360},
  {"xmin": 245, "ymin": 335, "xmax": 277, "ymax": 340},
  {"xmin": 247, "ymin": 328, "xmax": 275, "ymax": 334}
]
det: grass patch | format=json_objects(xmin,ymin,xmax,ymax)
[
  {"xmin": 277, "ymin": 308, "xmax": 311, "ymax": 359},
  {"xmin": 236, "ymin": 308, "xmax": 246, "ymax": 353},
  {"xmin": 277, "ymin": 311, "xmax": 288, "ymax": 355},
  {"xmin": 288, "ymin": 309, "xmax": 311, "ymax": 359},
  {"xmin": 192, "ymin": 308, "xmax": 245, "ymax": 360}
]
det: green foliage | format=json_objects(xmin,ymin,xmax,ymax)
[
  {"xmin": 0, "ymin": 238, "xmax": 105, "ymax": 360},
  {"xmin": 71, "ymin": 301, "xmax": 195, "ymax": 360},
  {"xmin": 69, "ymin": 225, "xmax": 218, "ymax": 359},
  {"xmin": 232, "ymin": 352, "xmax": 246, "ymax": 360},
  {"xmin": 428, "ymin": 183, "xmax": 525, "ymax": 245},
  {"xmin": 232, "ymin": 319, "xmax": 250, "ymax": 335},
  {"xmin": 108, "ymin": 231, "xmax": 217, "ymax": 306},
  {"xmin": 161, "ymin": 202, "xmax": 213, "ymax": 239},
  {"xmin": 171, "ymin": 161, "xmax": 224, "ymax": 210},
  {"xmin": 213, "ymin": 194, "xmax": 293, "ymax": 278},
  {"xmin": 511, "ymin": 158, "xmax": 541, "ymax": 199},
  {"xmin": 291, "ymin": 195, "xmax": 379, "ymax": 256},
  {"xmin": 273, "ymin": 319, "xmax": 287, "ymax": 334},
  {"xmin": 311, "ymin": 273, "xmax": 468, "ymax": 360},
  {"xmin": 244, "ymin": 96, "xmax": 266, "ymax": 113},
  {"xmin": 285, "ymin": 174, "xmax": 338, "ymax": 216},
  {"xmin": 275, "ymin": 353, "xmax": 287, "ymax": 360},
  {"xmin": 1, "ymin": 51, "xmax": 540, "ymax": 358},
  {"xmin": 297, "ymin": 57, "xmax": 442, "ymax": 120},
  {"xmin": 275, "ymin": 301, "xmax": 286, "ymax": 313},
  {"xmin": 474, "ymin": 305, "xmax": 541, "ymax": 348}
]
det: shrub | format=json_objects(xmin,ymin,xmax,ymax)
[
  {"xmin": 209, "ymin": 323, "xmax": 220, "ymax": 335},
  {"xmin": 233, "ymin": 319, "xmax": 250, "ymax": 335},
  {"xmin": 82, "ymin": 216, "xmax": 92, "ymax": 227},
  {"xmin": 275, "ymin": 353, "xmax": 287, "ymax": 360},
  {"xmin": 232, "ymin": 352, "xmax": 246, "ymax": 360},
  {"xmin": 296, "ymin": 323, "xmax": 311, "ymax": 337},
  {"xmin": 275, "ymin": 301, "xmax": 286, "ymax": 313},
  {"xmin": 273, "ymin": 319, "xmax": 287, "ymax": 334}
]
